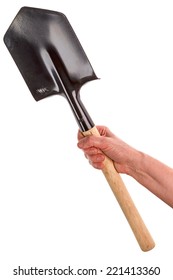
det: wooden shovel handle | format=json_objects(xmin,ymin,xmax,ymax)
[{"xmin": 82, "ymin": 126, "xmax": 155, "ymax": 251}]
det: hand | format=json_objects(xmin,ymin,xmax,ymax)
[
  {"xmin": 77, "ymin": 126, "xmax": 137, "ymax": 174},
  {"xmin": 78, "ymin": 126, "xmax": 173, "ymax": 207}
]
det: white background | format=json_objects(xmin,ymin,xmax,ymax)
[{"xmin": 0, "ymin": 0, "xmax": 173, "ymax": 279}]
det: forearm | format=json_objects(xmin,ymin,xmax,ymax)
[{"xmin": 127, "ymin": 151, "xmax": 173, "ymax": 208}]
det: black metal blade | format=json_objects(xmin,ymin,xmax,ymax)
[{"xmin": 4, "ymin": 6, "xmax": 97, "ymax": 101}]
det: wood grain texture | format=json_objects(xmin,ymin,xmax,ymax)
[{"xmin": 82, "ymin": 126, "xmax": 155, "ymax": 252}]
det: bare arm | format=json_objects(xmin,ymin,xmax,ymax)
[
  {"xmin": 77, "ymin": 126, "xmax": 173, "ymax": 208},
  {"xmin": 126, "ymin": 150, "xmax": 173, "ymax": 207}
]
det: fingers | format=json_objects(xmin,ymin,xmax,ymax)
[
  {"xmin": 84, "ymin": 147, "xmax": 105, "ymax": 162},
  {"xmin": 77, "ymin": 125, "xmax": 114, "ymax": 170},
  {"xmin": 85, "ymin": 149, "xmax": 105, "ymax": 169},
  {"xmin": 78, "ymin": 143, "xmax": 105, "ymax": 170},
  {"xmin": 78, "ymin": 136, "xmax": 106, "ymax": 153},
  {"xmin": 84, "ymin": 147, "xmax": 99, "ymax": 156},
  {"xmin": 90, "ymin": 160, "xmax": 105, "ymax": 170}
]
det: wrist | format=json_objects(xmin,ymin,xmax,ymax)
[{"xmin": 125, "ymin": 149, "xmax": 145, "ymax": 177}]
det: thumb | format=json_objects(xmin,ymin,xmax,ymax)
[{"xmin": 77, "ymin": 135, "xmax": 103, "ymax": 150}]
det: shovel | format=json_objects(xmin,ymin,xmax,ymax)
[{"xmin": 4, "ymin": 6, "xmax": 155, "ymax": 251}]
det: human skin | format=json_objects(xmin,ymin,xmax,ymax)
[{"xmin": 77, "ymin": 126, "xmax": 173, "ymax": 208}]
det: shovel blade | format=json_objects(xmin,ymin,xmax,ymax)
[{"xmin": 4, "ymin": 6, "xmax": 97, "ymax": 101}]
